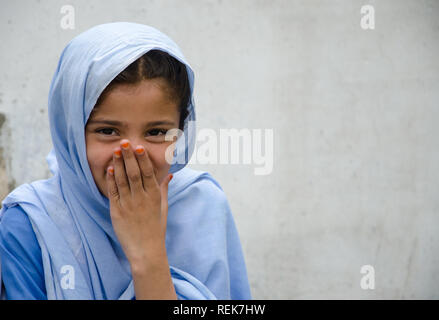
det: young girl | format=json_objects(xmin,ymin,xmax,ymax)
[{"xmin": 0, "ymin": 22, "xmax": 251, "ymax": 300}]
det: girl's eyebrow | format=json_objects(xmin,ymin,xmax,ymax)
[{"xmin": 87, "ymin": 119, "xmax": 175, "ymax": 127}]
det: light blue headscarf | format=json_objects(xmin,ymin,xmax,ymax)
[{"xmin": 0, "ymin": 22, "xmax": 251, "ymax": 299}]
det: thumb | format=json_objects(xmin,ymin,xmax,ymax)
[{"xmin": 160, "ymin": 173, "xmax": 173, "ymax": 217}]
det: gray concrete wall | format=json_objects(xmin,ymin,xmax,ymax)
[{"xmin": 1, "ymin": 0, "xmax": 438, "ymax": 299}]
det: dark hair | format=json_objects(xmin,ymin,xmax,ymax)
[{"xmin": 95, "ymin": 50, "xmax": 190, "ymax": 130}]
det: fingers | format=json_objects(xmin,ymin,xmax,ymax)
[
  {"xmin": 133, "ymin": 143, "xmax": 160, "ymax": 192},
  {"xmin": 111, "ymin": 139, "xmax": 159, "ymax": 198},
  {"xmin": 106, "ymin": 165, "xmax": 119, "ymax": 204},
  {"xmin": 112, "ymin": 146, "xmax": 131, "ymax": 200},
  {"xmin": 120, "ymin": 140, "xmax": 144, "ymax": 196}
]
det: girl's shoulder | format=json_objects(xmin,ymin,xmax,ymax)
[
  {"xmin": 0, "ymin": 204, "xmax": 34, "ymax": 235},
  {"xmin": 167, "ymin": 168, "xmax": 234, "ymax": 225},
  {"xmin": 0, "ymin": 204, "xmax": 40, "ymax": 251},
  {"xmin": 0, "ymin": 204, "xmax": 46, "ymax": 299},
  {"xmin": 169, "ymin": 167, "xmax": 228, "ymax": 202}
]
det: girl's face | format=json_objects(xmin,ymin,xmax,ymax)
[{"xmin": 85, "ymin": 79, "xmax": 180, "ymax": 198}]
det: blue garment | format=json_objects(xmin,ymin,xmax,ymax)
[
  {"xmin": 0, "ymin": 170, "xmax": 249, "ymax": 300},
  {"xmin": 0, "ymin": 205, "xmax": 46, "ymax": 299},
  {"xmin": 0, "ymin": 22, "xmax": 251, "ymax": 300}
]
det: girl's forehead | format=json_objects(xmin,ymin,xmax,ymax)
[
  {"xmin": 98, "ymin": 80, "xmax": 176, "ymax": 107},
  {"xmin": 90, "ymin": 100, "xmax": 178, "ymax": 118}
]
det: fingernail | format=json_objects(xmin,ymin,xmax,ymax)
[
  {"xmin": 135, "ymin": 146, "xmax": 144, "ymax": 155},
  {"xmin": 114, "ymin": 149, "xmax": 122, "ymax": 158},
  {"xmin": 121, "ymin": 140, "xmax": 130, "ymax": 149},
  {"xmin": 108, "ymin": 166, "xmax": 114, "ymax": 175},
  {"xmin": 169, "ymin": 174, "xmax": 173, "ymax": 181}
]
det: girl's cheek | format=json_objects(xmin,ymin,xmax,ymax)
[
  {"xmin": 147, "ymin": 141, "xmax": 170, "ymax": 160},
  {"xmin": 147, "ymin": 145, "xmax": 172, "ymax": 182},
  {"xmin": 87, "ymin": 147, "xmax": 113, "ymax": 177},
  {"xmin": 149, "ymin": 144, "xmax": 172, "ymax": 169}
]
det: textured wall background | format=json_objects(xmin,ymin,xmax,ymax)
[{"xmin": 1, "ymin": 0, "xmax": 438, "ymax": 299}]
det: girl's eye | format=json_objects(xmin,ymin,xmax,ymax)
[
  {"xmin": 146, "ymin": 129, "xmax": 168, "ymax": 142},
  {"xmin": 96, "ymin": 128, "xmax": 117, "ymax": 135},
  {"xmin": 146, "ymin": 128, "xmax": 168, "ymax": 136},
  {"xmin": 95, "ymin": 127, "xmax": 169, "ymax": 141}
]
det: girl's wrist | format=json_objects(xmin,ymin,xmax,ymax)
[
  {"xmin": 128, "ymin": 244, "xmax": 169, "ymax": 275},
  {"xmin": 129, "ymin": 247, "xmax": 177, "ymax": 300}
]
